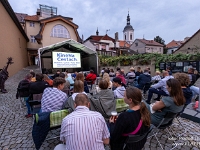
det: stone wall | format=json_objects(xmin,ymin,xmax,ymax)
[{"xmin": 99, "ymin": 60, "xmax": 156, "ymax": 76}]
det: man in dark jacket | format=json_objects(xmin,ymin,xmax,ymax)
[
  {"xmin": 29, "ymin": 73, "xmax": 49, "ymax": 95},
  {"xmin": 136, "ymin": 69, "xmax": 151, "ymax": 90}
]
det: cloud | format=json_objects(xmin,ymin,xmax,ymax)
[{"xmin": 9, "ymin": 0, "xmax": 200, "ymax": 43}]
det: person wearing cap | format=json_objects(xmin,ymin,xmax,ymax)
[{"xmin": 112, "ymin": 77, "xmax": 126, "ymax": 99}]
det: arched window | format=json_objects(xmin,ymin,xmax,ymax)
[
  {"xmin": 124, "ymin": 33, "xmax": 126, "ymax": 40},
  {"xmin": 130, "ymin": 33, "xmax": 132, "ymax": 40},
  {"xmin": 51, "ymin": 25, "xmax": 70, "ymax": 38}
]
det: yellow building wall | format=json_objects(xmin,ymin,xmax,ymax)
[
  {"xmin": 25, "ymin": 21, "xmax": 42, "ymax": 49},
  {"xmin": 42, "ymin": 20, "xmax": 78, "ymax": 47},
  {"xmin": 0, "ymin": 3, "xmax": 28, "ymax": 76}
]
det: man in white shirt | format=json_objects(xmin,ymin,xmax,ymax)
[
  {"xmin": 146, "ymin": 71, "xmax": 173, "ymax": 104},
  {"xmin": 54, "ymin": 93, "xmax": 110, "ymax": 150}
]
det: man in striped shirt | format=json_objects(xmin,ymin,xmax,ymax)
[
  {"xmin": 54, "ymin": 94, "xmax": 110, "ymax": 150},
  {"xmin": 41, "ymin": 77, "xmax": 67, "ymax": 112}
]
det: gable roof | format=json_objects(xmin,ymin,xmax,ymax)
[
  {"xmin": 175, "ymin": 29, "xmax": 200, "ymax": 52},
  {"xmin": 137, "ymin": 39, "xmax": 164, "ymax": 47},
  {"xmin": 34, "ymin": 15, "xmax": 81, "ymax": 43},
  {"xmin": 118, "ymin": 40, "xmax": 130, "ymax": 48},
  {"xmin": 85, "ymin": 34, "xmax": 115, "ymax": 42},
  {"xmin": 0, "ymin": 0, "xmax": 29, "ymax": 41},
  {"xmin": 166, "ymin": 40, "xmax": 183, "ymax": 48}
]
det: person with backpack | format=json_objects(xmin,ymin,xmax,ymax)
[{"xmin": 16, "ymin": 74, "xmax": 32, "ymax": 118}]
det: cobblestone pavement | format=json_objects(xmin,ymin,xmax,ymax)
[{"xmin": 0, "ymin": 66, "xmax": 200, "ymax": 150}]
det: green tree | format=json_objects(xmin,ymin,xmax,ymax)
[{"xmin": 154, "ymin": 36, "xmax": 167, "ymax": 54}]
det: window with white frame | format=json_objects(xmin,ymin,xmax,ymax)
[
  {"xmin": 30, "ymin": 22, "xmax": 34, "ymax": 27},
  {"xmin": 51, "ymin": 25, "xmax": 70, "ymax": 38},
  {"xmin": 30, "ymin": 35, "xmax": 36, "ymax": 43}
]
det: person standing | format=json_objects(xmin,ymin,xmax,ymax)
[{"xmin": 55, "ymin": 94, "xmax": 110, "ymax": 150}]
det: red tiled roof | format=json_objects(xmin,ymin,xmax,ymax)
[
  {"xmin": 138, "ymin": 39, "xmax": 164, "ymax": 47},
  {"xmin": 86, "ymin": 34, "xmax": 115, "ymax": 42},
  {"xmin": 118, "ymin": 40, "xmax": 130, "ymax": 48},
  {"xmin": 166, "ymin": 40, "xmax": 183, "ymax": 48},
  {"xmin": 24, "ymin": 15, "xmax": 39, "ymax": 21}
]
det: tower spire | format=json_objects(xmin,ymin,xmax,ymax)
[
  {"xmin": 96, "ymin": 27, "xmax": 99, "ymax": 36},
  {"xmin": 127, "ymin": 11, "xmax": 130, "ymax": 25}
]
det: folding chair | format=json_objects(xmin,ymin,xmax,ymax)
[
  {"xmin": 126, "ymin": 76, "xmax": 136, "ymax": 87},
  {"xmin": 123, "ymin": 125, "xmax": 153, "ymax": 150},
  {"xmin": 148, "ymin": 112, "xmax": 178, "ymax": 150}
]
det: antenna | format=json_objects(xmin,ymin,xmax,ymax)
[
  {"xmin": 106, "ymin": 29, "xmax": 110, "ymax": 34},
  {"xmin": 143, "ymin": 34, "xmax": 145, "ymax": 39}
]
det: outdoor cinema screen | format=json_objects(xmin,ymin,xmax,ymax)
[{"xmin": 52, "ymin": 52, "xmax": 81, "ymax": 68}]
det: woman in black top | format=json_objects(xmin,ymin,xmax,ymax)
[{"xmin": 109, "ymin": 87, "xmax": 150, "ymax": 150}]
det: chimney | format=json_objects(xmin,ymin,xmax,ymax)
[
  {"xmin": 82, "ymin": 34, "xmax": 84, "ymax": 42},
  {"xmin": 36, "ymin": 9, "xmax": 40, "ymax": 16},
  {"xmin": 115, "ymin": 32, "xmax": 118, "ymax": 42}
]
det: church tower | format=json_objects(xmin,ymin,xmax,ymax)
[{"xmin": 123, "ymin": 11, "xmax": 134, "ymax": 44}]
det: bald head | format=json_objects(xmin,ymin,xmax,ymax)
[{"xmin": 75, "ymin": 94, "xmax": 90, "ymax": 107}]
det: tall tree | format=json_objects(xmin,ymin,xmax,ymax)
[{"xmin": 154, "ymin": 36, "xmax": 167, "ymax": 54}]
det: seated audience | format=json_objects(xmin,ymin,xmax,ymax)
[
  {"xmin": 151, "ymin": 71, "xmax": 161, "ymax": 82},
  {"xmin": 136, "ymin": 69, "xmax": 151, "ymax": 90},
  {"xmin": 109, "ymin": 69, "xmax": 115, "ymax": 77},
  {"xmin": 85, "ymin": 69, "xmax": 97, "ymax": 84},
  {"xmin": 29, "ymin": 73, "xmax": 49, "ymax": 95},
  {"xmin": 30, "ymin": 70, "xmax": 36, "ymax": 82},
  {"xmin": 43, "ymin": 74, "xmax": 53, "ymax": 87},
  {"xmin": 103, "ymin": 73, "xmax": 112, "ymax": 89},
  {"xmin": 121, "ymin": 69, "xmax": 126, "ymax": 78},
  {"xmin": 116, "ymin": 70, "xmax": 126, "ymax": 85},
  {"xmin": 59, "ymin": 73, "xmax": 70, "ymax": 92},
  {"xmin": 145, "ymin": 78, "xmax": 185, "ymax": 126},
  {"xmin": 65, "ymin": 73, "xmax": 74, "ymax": 89},
  {"xmin": 174, "ymin": 73, "xmax": 192, "ymax": 107},
  {"xmin": 194, "ymin": 69, "xmax": 200, "ymax": 81},
  {"xmin": 63, "ymin": 80, "xmax": 88, "ymax": 112},
  {"xmin": 75, "ymin": 73, "xmax": 89, "ymax": 93},
  {"xmin": 126, "ymin": 67, "xmax": 135, "ymax": 78},
  {"xmin": 16, "ymin": 74, "xmax": 33, "ymax": 118},
  {"xmin": 55, "ymin": 94, "xmax": 109, "ymax": 150},
  {"xmin": 166, "ymin": 66, "xmax": 172, "ymax": 75},
  {"xmin": 135, "ymin": 67, "xmax": 143, "ymax": 77},
  {"xmin": 41, "ymin": 77, "xmax": 67, "ymax": 112},
  {"xmin": 109, "ymin": 86, "xmax": 150, "ymax": 150},
  {"xmin": 52, "ymin": 70, "xmax": 61, "ymax": 79},
  {"xmin": 91, "ymin": 80, "xmax": 115, "ymax": 119},
  {"xmin": 188, "ymin": 68, "xmax": 196, "ymax": 86},
  {"xmin": 146, "ymin": 71, "xmax": 173, "ymax": 104},
  {"xmin": 113, "ymin": 77, "xmax": 126, "ymax": 99},
  {"xmin": 72, "ymin": 71, "xmax": 78, "ymax": 79}
]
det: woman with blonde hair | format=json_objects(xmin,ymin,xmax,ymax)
[{"xmin": 103, "ymin": 73, "xmax": 112, "ymax": 89}]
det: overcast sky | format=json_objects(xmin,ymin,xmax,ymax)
[{"xmin": 9, "ymin": 0, "xmax": 200, "ymax": 44}]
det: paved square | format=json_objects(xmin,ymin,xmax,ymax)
[{"xmin": 0, "ymin": 66, "xmax": 199, "ymax": 150}]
